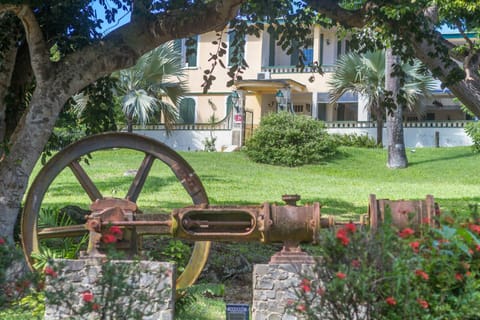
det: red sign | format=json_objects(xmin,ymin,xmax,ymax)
[{"xmin": 234, "ymin": 114, "xmax": 243, "ymax": 122}]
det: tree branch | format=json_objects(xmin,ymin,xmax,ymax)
[
  {"xmin": 57, "ymin": 0, "xmax": 244, "ymax": 94},
  {"xmin": 305, "ymin": 0, "xmax": 369, "ymax": 28},
  {"xmin": 1, "ymin": 4, "xmax": 51, "ymax": 83}
]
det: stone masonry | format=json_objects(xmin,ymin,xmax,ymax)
[
  {"xmin": 252, "ymin": 264, "xmax": 314, "ymax": 320},
  {"xmin": 44, "ymin": 258, "xmax": 175, "ymax": 320}
]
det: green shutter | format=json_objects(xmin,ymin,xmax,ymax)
[
  {"xmin": 179, "ymin": 98, "xmax": 195, "ymax": 124},
  {"xmin": 269, "ymin": 30, "xmax": 276, "ymax": 66},
  {"xmin": 290, "ymin": 41, "xmax": 299, "ymax": 66},
  {"xmin": 186, "ymin": 36, "xmax": 197, "ymax": 67},
  {"xmin": 319, "ymin": 34, "xmax": 324, "ymax": 65}
]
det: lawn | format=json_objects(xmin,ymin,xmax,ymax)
[
  {"xmin": 10, "ymin": 145, "xmax": 480, "ymax": 319},
  {"xmin": 33, "ymin": 146, "xmax": 480, "ymax": 219}
]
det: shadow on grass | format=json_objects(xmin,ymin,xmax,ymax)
[{"xmin": 408, "ymin": 150, "xmax": 477, "ymax": 166}]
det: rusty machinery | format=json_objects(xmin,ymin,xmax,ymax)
[{"xmin": 21, "ymin": 133, "xmax": 438, "ymax": 291}]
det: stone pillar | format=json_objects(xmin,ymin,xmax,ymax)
[
  {"xmin": 44, "ymin": 259, "xmax": 175, "ymax": 320},
  {"xmin": 252, "ymin": 264, "xmax": 314, "ymax": 320}
]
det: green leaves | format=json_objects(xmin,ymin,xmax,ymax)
[{"xmin": 245, "ymin": 112, "xmax": 337, "ymax": 166}]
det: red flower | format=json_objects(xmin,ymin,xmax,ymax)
[
  {"xmin": 102, "ymin": 233, "xmax": 117, "ymax": 244},
  {"xmin": 82, "ymin": 291, "xmax": 94, "ymax": 303},
  {"xmin": 385, "ymin": 296, "xmax": 397, "ymax": 306},
  {"xmin": 344, "ymin": 223, "xmax": 356, "ymax": 233},
  {"xmin": 410, "ymin": 241, "xmax": 420, "ymax": 253},
  {"xmin": 351, "ymin": 259, "xmax": 361, "ymax": 268},
  {"xmin": 300, "ymin": 278, "xmax": 311, "ymax": 293},
  {"xmin": 469, "ymin": 224, "xmax": 480, "ymax": 234},
  {"xmin": 0, "ymin": 237, "xmax": 5, "ymax": 245},
  {"xmin": 417, "ymin": 298, "xmax": 429, "ymax": 309},
  {"xmin": 415, "ymin": 270, "xmax": 429, "ymax": 280},
  {"xmin": 336, "ymin": 229, "xmax": 350, "ymax": 246},
  {"xmin": 455, "ymin": 273, "xmax": 463, "ymax": 281},
  {"xmin": 336, "ymin": 272, "xmax": 346, "ymax": 280},
  {"xmin": 44, "ymin": 266, "xmax": 58, "ymax": 278},
  {"xmin": 476, "ymin": 244, "xmax": 480, "ymax": 252},
  {"xmin": 398, "ymin": 228, "xmax": 415, "ymax": 238},
  {"xmin": 296, "ymin": 304, "xmax": 306, "ymax": 312},
  {"xmin": 108, "ymin": 226, "xmax": 123, "ymax": 237},
  {"xmin": 316, "ymin": 287, "xmax": 325, "ymax": 296}
]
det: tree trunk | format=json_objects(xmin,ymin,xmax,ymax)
[
  {"xmin": 385, "ymin": 49, "xmax": 408, "ymax": 169},
  {"xmin": 127, "ymin": 115, "xmax": 133, "ymax": 133},
  {"xmin": 0, "ymin": 45, "xmax": 17, "ymax": 154},
  {"xmin": 0, "ymin": 84, "xmax": 69, "ymax": 242},
  {"xmin": 375, "ymin": 111, "xmax": 383, "ymax": 146}
]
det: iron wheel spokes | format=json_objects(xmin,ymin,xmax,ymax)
[
  {"xmin": 68, "ymin": 160, "xmax": 103, "ymax": 202},
  {"xmin": 126, "ymin": 153, "xmax": 155, "ymax": 202}
]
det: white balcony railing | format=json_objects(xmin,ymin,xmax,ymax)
[{"xmin": 324, "ymin": 120, "xmax": 472, "ymax": 129}]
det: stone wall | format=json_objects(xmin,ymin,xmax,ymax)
[
  {"xmin": 44, "ymin": 258, "xmax": 175, "ymax": 320},
  {"xmin": 252, "ymin": 264, "xmax": 314, "ymax": 320}
]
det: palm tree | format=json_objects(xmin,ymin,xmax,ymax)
[
  {"xmin": 113, "ymin": 41, "xmax": 187, "ymax": 132},
  {"xmin": 328, "ymin": 50, "xmax": 435, "ymax": 145}
]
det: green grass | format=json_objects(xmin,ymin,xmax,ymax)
[{"xmin": 32, "ymin": 146, "xmax": 480, "ymax": 219}]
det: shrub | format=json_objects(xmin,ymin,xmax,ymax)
[
  {"xmin": 292, "ymin": 209, "xmax": 480, "ymax": 320},
  {"xmin": 331, "ymin": 133, "xmax": 380, "ymax": 148},
  {"xmin": 245, "ymin": 112, "xmax": 337, "ymax": 166},
  {"xmin": 465, "ymin": 121, "xmax": 480, "ymax": 153}
]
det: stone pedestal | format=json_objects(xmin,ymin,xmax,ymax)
[
  {"xmin": 252, "ymin": 264, "xmax": 314, "ymax": 320},
  {"xmin": 44, "ymin": 259, "xmax": 175, "ymax": 320}
]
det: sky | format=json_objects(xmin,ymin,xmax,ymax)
[{"xmin": 92, "ymin": 0, "xmax": 131, "ymax": 35}]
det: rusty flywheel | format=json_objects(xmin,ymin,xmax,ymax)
[{"xmin": 21, "ymin": 132, "xmax": 210, "ymax": 290}]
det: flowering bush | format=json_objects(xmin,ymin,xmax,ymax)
[{"xmin": 293, "ymin": 210, "xmax": 480, "ymax": 320}]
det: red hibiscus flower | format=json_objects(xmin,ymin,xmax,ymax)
[
  {"xmin": 300, "ymin": 278, "xmax": 311, "ymax": 293},
  {"xmin": 385, "ymin": 296, "xmax": 397, "ymax": 306},
  {"xmin": 469, "ymin": 224, "xmax": 480, "ymax": 234},
  {"xmin": 82, "ymin": 291, "xmax": 94, "ymax": 303},
  {"xmin": 336, "ymin": 272, "xmax": 346, "ymax": 280},
  {"xmin": 415, "ymin": 270, "xmax": 429, "ymax": 280},
  {"xmin": 351, "ymin": 259, "xmax": 361, "ymax": 268},
  {"xmin": 44, "ymin": 266, "xmax": 58, "ymax": 278},
  {"xmin": 336, "ymin": 228, "xmax": 350, "ymax": 246},
  {"xmin": 344, "ymin": 223, "xmax": 356, "ymax": 233},
  {"xmin": 108, "ymin": 226, "xmax": 123, "ymax": 237},
  {"xmin": 417, "ymin": 298, "xmax": 429, "ymax": 309},
  {"xmin": 102, "ymin": 233, "xmax": 117, "ymax": 244},
  {"xmin": 398, "ymin": 228, "xmax": 415, "ymax": 238},
  {"xmin": 410, "ymin": 241, "xmax": 420, "ymax": 253},
  {"xmin": 296, "ymin": 304, "xmax": 306, "ymax": 312}
]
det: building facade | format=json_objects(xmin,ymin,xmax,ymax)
[{"xmin": 137, "ymin": 26, "xmax": 474, "ymax": 149}]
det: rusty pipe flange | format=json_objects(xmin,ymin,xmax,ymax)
[{"xmin": 21, "ymin": 132, "xmax": 210, "ymax": 291}]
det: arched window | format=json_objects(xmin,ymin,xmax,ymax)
[{"xmin": 179, "ymin": 98, "xmax": 196, "ymax": 124}]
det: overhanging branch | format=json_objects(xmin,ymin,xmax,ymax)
[{"xmin": 1, "ymin": 4, "xmax": 51, "ymax": 83}]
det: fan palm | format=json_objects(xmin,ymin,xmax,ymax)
[
  {"xmin": 328, "ymin": 50, "xmax": 435, "ymax": 145},
  {"xmin": 114, "ymin": 41, "xmax": 187, "ymax": 132}
]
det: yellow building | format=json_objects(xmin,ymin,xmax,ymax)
[{"xmin": 137, "ymin": 27, "xmax": 473, "ymax": 149}]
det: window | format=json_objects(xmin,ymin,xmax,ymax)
[
  {"xmin": 302, "ymin": 36, "xmax": 314, "ymax": 66},
  {"xmin": 179, "ymin": 98, "xmax": 196, "ymax": 124},
  {"xmin": 228, "ymin": 30, "xmax": 245, "ymax": 66},
  {"xmin": 293, "ymin": 105, "xmax": 304, "ymax": 113},
  {"xmin": 174, "ymin": 36, "xmax": 198, "ymax": 67}
]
